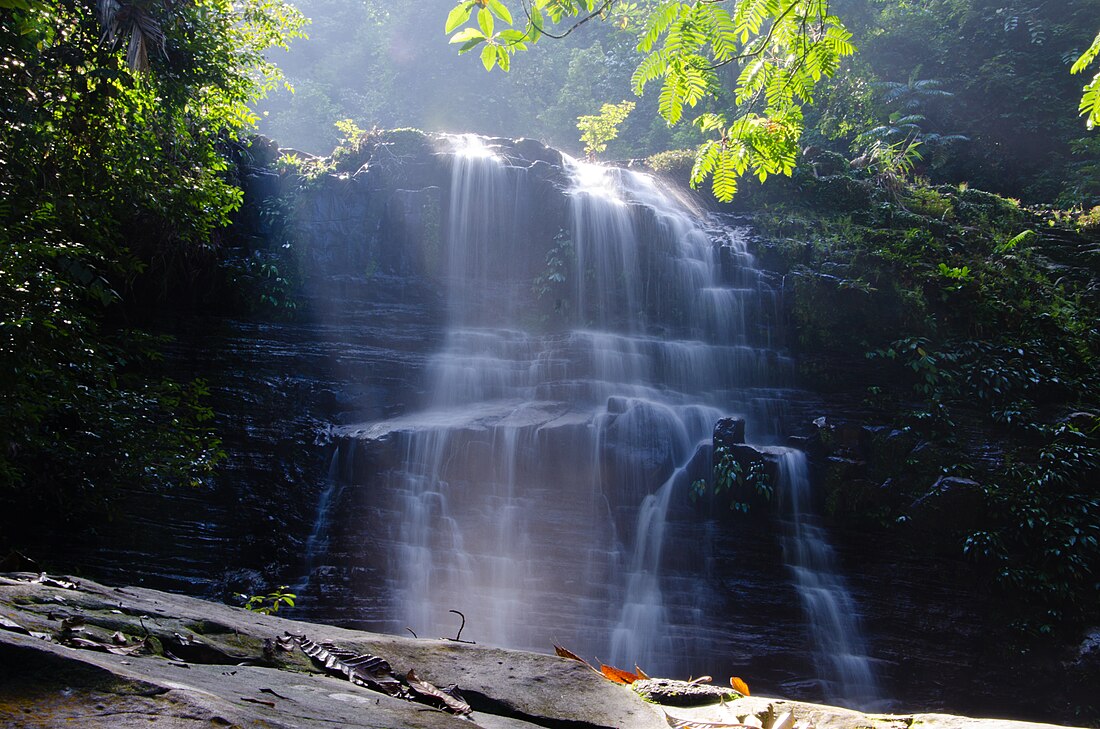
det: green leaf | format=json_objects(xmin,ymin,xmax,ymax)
[
  {"xmin": 449, "ymin": 27, "xmax": 485, "ymax": 43},
  {"xmin": 478, "ymin": 7, "xmax": 494, "ymax": 38},
  {"xmin": 529, "ymin": 3, "xmax": 543, "ymax": 38},
  {"xmin": 1072, "ymin": 32, "xmax": 1100, "ymax": 75},
  {"xmin": 481, "ymin": 42, "xmax": 496, "ymax": 71},
  {"xmin": 487, "ymin": 0, "xmax": 513, "ymax": 25},
  {"xmin": 445, "ymin": 2, "xmax": 474, "ymax": 33},
  {"xmin": 458, "ymin": 37, "xmax": 485, "ymax": 53}
]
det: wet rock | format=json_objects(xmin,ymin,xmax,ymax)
[
  {"xmin": 714, "ymin": 417, "xmax": 747, "ymax": 449},
  {"xmin": 633, "ymin": 678, "xmax": 740, "ymax": 706}
]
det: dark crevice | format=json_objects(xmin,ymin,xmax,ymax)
[{"xmin": 461, "ymin": 690, "xmax": 618, "ymax": 729}]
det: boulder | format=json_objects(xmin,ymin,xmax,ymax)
[{"xmin": 0, "ymin": 573, "xmax": 666, "ymax": 729}]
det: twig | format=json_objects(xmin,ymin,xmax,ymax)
[
  {"xmin": 446, "ymin": 610, "xmax": 476, "ymax": 644},
  {"xmin": 406, "ymin": 627, "xmax": 418, "ymax": 639}
]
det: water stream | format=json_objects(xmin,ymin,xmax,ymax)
[{"xmin": 314, "ymin": 136, "xmax": 879, "ymax": 705}]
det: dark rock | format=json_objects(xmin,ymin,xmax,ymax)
[
  {"xmin": 510, "ymin": 138, "xmax": 564, "ymax": 168},
  {"xmin": 1063, "ymin": 411, "xmax": 1099, "ymax": 432},
  {"xmin": 906, "ymin": 476, "xmax": 984, "ymax": 536},
  {"xmin": 714, "ymin": 417, "xmax": 747, "ymax": 449}
]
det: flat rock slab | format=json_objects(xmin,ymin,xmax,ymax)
[
  {"xmin": 0, "ymin": 574, "xmax": 1089, "ymax": 729},
  {"xmin": 0, "ymin": 574, "xmax": 665, "ymax": 729},
  {"xmin": 664, "ymin": 696, "xmax": 1085, "ymax": 729}
]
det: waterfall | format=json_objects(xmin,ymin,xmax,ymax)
[
  {"xmin": 296, "ymin": 446, "xmax": 343, "ymax": 595},
  {"xmin": 776, "ymin": 449, "xmax": 881, "ymax": 708},
  {"xmin": 311, "ymin": 135, "xmax": 877, "ymax": 700}
]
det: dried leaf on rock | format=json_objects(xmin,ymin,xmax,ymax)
[
  {"xmin": 240, "ymin": 697, "xmax": 276, "ymax": 708},
  {"xmin": 665, "ymin": 715, "xmax": 771, "ymax": 729},
  {"xmin": 600, "ymin": 664, "xmax": 639, "ymax": 684},
  {"xmin": 0, "ymin": 615, "xmax": 31, "ymax": 635},
  {"xmin": 31, "ymin": 573, "xmax": 79, "ymax": 590},
  {"xmin": 259, "ymin": 688, "xmax": 291, "ymax": 700},
  {"xmin": 66, "ymin": 636, "xmax": 112, "ymax": 651},
  {"xmin": 289, "ymin": 633, "xmax": 407, "ymax": 697},
  {"xmin": 635, "ymin": 664, "xmax": 650, "ymax": 679},
  {"xmin": 406, "ymin": 669, "xmax": 473, "ymax": 715},
  {"xmin": 553, "ymin": 644, "xmax": 601, "ymax": 674},
  {"xmin": 730, "ymin": 676, "xmax": 750, "ymax": 696}
]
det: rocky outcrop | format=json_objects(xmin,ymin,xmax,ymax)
[{"xmin": 0, "ymin": 574, "xmax": 1085, "ymax": 729}]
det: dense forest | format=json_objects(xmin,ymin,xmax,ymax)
[{"xmin": 2, "ymin": 0, "xmax": 1099, "ymax": 722}]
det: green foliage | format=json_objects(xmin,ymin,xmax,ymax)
[
  {"xmin": 756, "ymin": 171, "xmax": 1100, "ymax": 637},
  {"xmin": 577, "ymin": 100, "xmax": 635, "ymax": 158},
  {"xmin": 964, "ymin": 423, "xmax": 1100, "ymax": 637},
  {"xmin": 0, "ymin": 0, "xmax": 303, "ymax": 515},
  {"xmin": 1072, "ymin": 29, "xmax": 1100, "ymax": 129},
  {"xmin": 237, "ymin": 586, "xmax": 297, "ymax": 614},
  {"xmin": 691, "ymin": 446, "xmax": 772, "ymax": 512},
  {"xmin": 644, "ymin": 148, "xmax": 696, "ymax": 173},
  {"xmin": 445, "ymin": 0, "xmax": 855, "ymax": 200}
]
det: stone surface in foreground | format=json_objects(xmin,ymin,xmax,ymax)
[{"xmin": 0, "ymin": 574, "xmax": 1084, "ymax": 729}]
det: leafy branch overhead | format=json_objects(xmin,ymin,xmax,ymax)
[
  {"xmin": 1072, "ymin": 29, "xmax": 1100, "ymax": 129},
  {"xmin": 444, "ymin": 0, "xmax": 856, "ymax": 200}
]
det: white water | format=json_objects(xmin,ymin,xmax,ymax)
[
  {"xmin": 775, "ymin": 448, "xmax": 881, "ymax": 708},
  {"xmin": 312, "ymin": 136, "xmax": 878, "ymax": 702}
]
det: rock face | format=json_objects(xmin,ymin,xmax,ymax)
[{"xmin": 0, "ymin": 575, "xmax": 1086, "ymax": 729}]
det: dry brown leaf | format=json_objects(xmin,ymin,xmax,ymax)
[
  {"xmin": 730, "ymin": 676, "xmax": 750, "ymax": 696},
  {"xmin": 240, "ymin": 697, "xmax": 276, "ymax": 708},
  {"xmin": 0, "ymin": 616, "xmax": 30, "ymax": 635},
  {"xmin": 600, "ymin": 664, "xmax": 639, "ymax": 684},
  {"xmin": 553, "ymin": 644, "xmax": 601, "ymax": 674},
  {"xmin": 635, "ymin": 664, "xmax": 650, "ymax": 680},
  {"xmin": 32, "ymin": 573, "xmax": 79, "ymax": 590},
  {"xmin": 406, "ymin": 669, "xmax": 473, "ymax": 715}
]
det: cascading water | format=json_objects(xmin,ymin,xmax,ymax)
[
  {"xmin": 775, "ymin": 448, "xmax": 881, "ymax": 708},
  {"xmin": 313, "ymin": 135, "xmax": 878, "ymax": 705}
]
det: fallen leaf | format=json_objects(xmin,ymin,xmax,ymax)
[
  {"xmin": 600, "ymin": 664, "xmax": 639, "ymax": 684},
  {"xmin": 32, "ymin": 573, "xmax": 79, "ymax": 590},
  {"xmin": 240, "ymin": 697, "xmax": 276, "ymax": 708},
  {"xmin": 290, "ymin": 634, "xmax": 407, "ymax": 698},
  {"xmin": 406, "ymin": 669, "xmax": 473, "ymax": 715},
  {"xmin": 0, "ymin": 616, "xmax": 30, "ymax": 635},
  {"xmin": 730, "ymin": 676, "xmax": 750, "ymax": 696},
  {"xmin": 635, "ymin": 664, "xmax": 650, "ymax": 680},
  {"xmin": 259, "ymin": 688, "xmax": 291, "ymax": 700},
  {"xmin": 665, "ymin": 715, "xmax": 769, "ymax": 729},
  {"xmin": 553, "ymin": 644, "xmax": 600, "ymax": 674}
]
